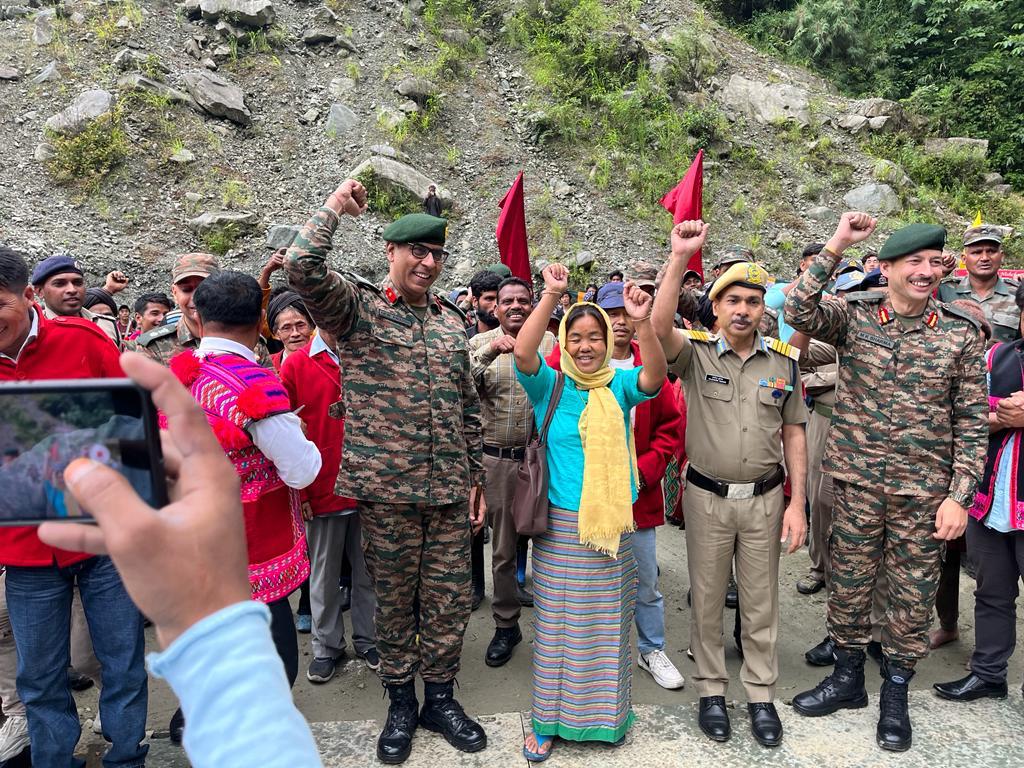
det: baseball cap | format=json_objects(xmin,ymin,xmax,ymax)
[
  {"xmin": 596, "ymin": 282, "xmax": 625, "ymax": 310},
  {"xmin": 963, "ymin": 224, "xmax": 1005, "ymax": 248},
  {"xmin": 31, "ymin": 254, "xmax": 82, "ymax": 286},
  {"xmin": 833, "ymin": 270, "xmax": 865, "ymax": 293},
  {"xmin": 172, "ymin": 252, "xmax": 220, "ymax": 284},
  {"xmin": 861, "ymin": 269, "xmax": 888, "ymax": 289},
  {"xmin": 713, "ymin": 245, "xmax": 754, "ymax": 271}
]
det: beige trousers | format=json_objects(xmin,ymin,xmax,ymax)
[
  {"xmin": 685, "ymin": 482, "xmax": 784, "ymax": 702},
  {"xmin": 806, "ymin": 407, "xmax": 833, "ymax": 582}
]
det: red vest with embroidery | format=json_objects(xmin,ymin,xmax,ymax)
[{"xmin": 169, "ymin": 349, "xmax": 310, "ymax": 603}]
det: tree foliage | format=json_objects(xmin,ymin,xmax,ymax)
[{"xmin": 729, "ymin": 0, "xmax": 1024, "ymax": 184}]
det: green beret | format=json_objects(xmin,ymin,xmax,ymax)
[
  {"xmin": 486, "ymin": 263, "xmax": 512, "ymax": 278},
  {"xmin": 878, "ymin": 223, "xmax": 946, "ymax": 261},
  {"xmin": 381, "ymin": 213, "xmax": 448, "ymax": 245}
]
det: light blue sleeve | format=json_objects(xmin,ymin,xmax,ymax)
[
  {"xmin": 148, "ymin": 601, "xmax": 323, "ymax": 768},
  {"xmin": 515, "ymin": 354, "xmax": 557, "ymax": 405},
  {"xmin": 765, "ymin": 283, "xmax": 795, "ymax": 342},
  {"xmin": 614, "ymin": 366, "xmax": 658, "ymax": 411}
]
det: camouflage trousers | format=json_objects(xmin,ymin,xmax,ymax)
[
  {"xmin": 827, "ymin": 481, "xmax": 943, "ymax": 667},
  {"xmin": 359, "ymin": 500, "xmax": 472, "ymax": 685}
]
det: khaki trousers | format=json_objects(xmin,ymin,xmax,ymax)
[
  {"xmin": 483, "ymin": 453, "xmax": 522, "ymax": 629},
  {"xmin": 806, "ymin": 407, "xmax": 833, "ymax": 583},
  {"xmin": 685, "ymin": 482, "xmax": 783, "ymax": 702}
]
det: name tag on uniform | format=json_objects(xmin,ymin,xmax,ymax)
[
  {"xmin": 705, "ymin": 374, "xmax": 730, "ymax": 385},
  {"xmin": 377, "ymin": 309, "xmax": 413, "ymax": 327},
  {"xmin": 855, "ymin": 331, "xmax": 895, "ymax": 349}
]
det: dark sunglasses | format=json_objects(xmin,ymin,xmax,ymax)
[{"xmin": 409, "ymin": 243, "xmax": 450, "ymax": 263}]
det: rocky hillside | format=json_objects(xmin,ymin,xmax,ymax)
[{"xmin": 0, "ymin": 0, "xmax": 1019, "ymax": 294}]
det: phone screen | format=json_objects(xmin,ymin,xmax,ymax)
[{"xmin": 0, "ymin": 380, "xmax": 166, "ymax": 524}]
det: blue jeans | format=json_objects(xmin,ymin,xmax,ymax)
[
  {"xmin": 6, "ymin": 556, "xmax": 148, "ymax": 768},
  {"xmin": 632, "ymin": 528, "xmax": 665, "ymax": 655}
]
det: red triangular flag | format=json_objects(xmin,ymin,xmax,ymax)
[
  {"xmin": 496, "ymin": 171, "xmax": 531, "ymax": 283},
  {"xmin": 659, "ymin": 150, "xmax": 704, "ymax": 279}
]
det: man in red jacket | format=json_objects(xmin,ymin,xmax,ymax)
[
  {"xmin": 0, "ymin": 246, "xmax": 148, "ymax": 766},
  {"xmin": 549, "ymin": 280, "xmax": 686, "ymax": 689},
  {"xmin": 280, "ymin": 328, "xmax": 378, "ymax": 684}
]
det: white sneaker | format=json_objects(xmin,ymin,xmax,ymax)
[
  {"xmin": 0, "ymin": 714, "xmax": 30, "ymax": 761},
  {"xmin": 92, "ymin": 711, "xmax": 102, "ymax": 735},
  {"xmin": 639, "ymin": 649, "xmax": 686, "ymax": 689}
]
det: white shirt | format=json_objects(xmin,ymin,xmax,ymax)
[
  {"xmin": 0, "ymin": 310, "xmax": 39, "ymax": 363},
  {"xmin": 609, "ymin": 355, "xmax": 638, "ymax": 429},
  {"xmin": 308, "ymin": 331, "xmax": 339, "ymax": 365},
  {"xmin": 197, "ymin": 337, "xmax": 322, "ymax": 490}
]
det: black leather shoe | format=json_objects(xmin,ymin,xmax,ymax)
[
  {"xmin": 68, "ymin": 667, "xmax": 94, "ymax": 692},
  {"xmin": 169, "ymin": 707, "xmax": 185, "ymax": 746},
  {"xmin": 805, "ymin": 636, "xmax": 836, "ymax": 667},
  {"xmin": 420, "ymin": 681, "xmax": 487, "ymax": 753},
  {"xmin": 485, "ymin": 625, "xmax": 522, "ymax": 667},
  {"xmin": 471, "ymin": 589, "xmax": 484, "ymax": 612},
  {"xmin": 378, "ymin": 682, "xmax": 419, "ymax": 764},
  {"xmin": 725, "ymin": 583, "xmax": 738, "ymax": 610},
  {"xmin": 933, "ymin": 673, "xmax": 1007, "ymax": 702},
  {"xmin": 877, "ymin": 662, "xmax": 913, "ymax": 751},
  {"xmin": 698, "ymin": 696, "xmax": 731, "ymax": 742},
  {"xmin": 792, "ymin": 647, "xmax": 868, "ymax": 716},
  {"xmin": 748, "ymin": 702, "xmax": 782, "ymax": 747}
]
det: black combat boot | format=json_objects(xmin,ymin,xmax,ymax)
[
  {"xmin": 377, "ymin": 682, "xmax": 419, "ymax": 764},
  {"xmin": 792, "ymin": 647, "xmax": 869, "ymax": 716},
  {"xmin": 419, "ymin": 681, "xmax": 487, "ymax": 753},
  {"xmin": 877, "ymin": 662, "xmax": 914, "ymax": 752}
]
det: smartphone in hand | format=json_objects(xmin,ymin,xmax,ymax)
[{"xmin": 0, "ymin": 379, "xmax": 166, "ymax": 524}]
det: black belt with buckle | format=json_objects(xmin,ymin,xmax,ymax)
[
  {"xmin": 483, "ymin": 445, "xmax": 527, "ymax": 461},
  {"xmin": 686, "ymin": 465, "xmax": 784, "ymax": 500}
]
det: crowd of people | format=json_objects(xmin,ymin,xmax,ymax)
[{"xmin": 0, "ymin": 174, "xmax": 1019, "ymax": 767}]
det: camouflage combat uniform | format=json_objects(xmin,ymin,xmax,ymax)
[
  {"xmin": 285, "ymin": 206, "xmax": 484, "ymax": 685},
  {"xmin": 784, "ymin": 248, "xmax": 987, "ymax": 666},
  {"xmin": 937, "ymin": 274, "xmax": 1020, "ymax": 346},
  {"xmin": 129, "ymin": 319, "xmax": 271, "ymax": 367}
]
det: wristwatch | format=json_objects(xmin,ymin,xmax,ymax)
[{"xmin": 948, "ymin": 490, "xmax": 972, "ymax": 507}]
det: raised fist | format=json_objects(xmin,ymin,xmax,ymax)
[
  {"xmin": 103, "ymin": 271, "xmax": 129, "ymax": 294},
  {"xmin": 670, "ymin": 220, "xmax": 709, "ymax": 260},
  {"xmin": 622, "ymin": 281, "xmax": 653, "ymax": 320},
  {"xmin": 327, "ymin": 179, "xmax": 368, "ymax": 218},
  {"xmin": 832, "ymin": 212, "xmax": 877, "ymax": 250},
  {"xmin": 542, "ymin": 263, "xmax": 569, "ymax": 293},
  {"xmin": 490, "ymin": 334, "xmax": 516, "ymax": 355}
]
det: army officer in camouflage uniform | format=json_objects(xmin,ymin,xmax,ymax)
[
  {"xmin": 785, "ymin": 214, "xmax": 987, "ymax": 752},
  {"xmin": 286, "ymin": 179, "xmax": 487, "ymax": 765}
]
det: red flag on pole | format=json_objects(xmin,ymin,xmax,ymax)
[
  {"xmin": 496, "ymin": 171, "xmax": 531, "ymax": 283},
  {"xmin": 659, "ymin": 150, "xmax": 705, "ymax": 279}
]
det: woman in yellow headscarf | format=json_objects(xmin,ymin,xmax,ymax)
[{"xmin": 513, "ymin": 263, "xmax": 667, "ymax": 762}]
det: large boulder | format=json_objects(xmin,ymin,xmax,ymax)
[
  {"xmin": 0, "ymin": 67, "xmax": 20, "ymax": 81},
  {"xmin": 853, "ymin": 97, "xmax": 904, "ymax": 120},
  {"xmin": 325, "ymin": 103, "xmax": 358, "ymax": 137},
  {"xmin": 182, "ymin": 70, "xmax": 251, "ymax": 126},
  {"xmin": 118, "ymin": 74, "xmax": 197, "ymax": 108},
  {"xmin": 33, "ymin": 8, "xmax": 55, "ymax": 45},
  {"xmin": 843, "ymin": 183, "xmax": 901, "ymax": 214},
  {"xmin": 348, "ymin": 155, "xmax": 451, "ymax": 208},
  {"xmin": 395, "ymin": 76, "xmax": 437, "ymax": 107},
  {"xmin": 265, "ymin": 224, "xmax": 299, "ymax": 249},
  {"xmin": 837, "ymin": 114, "xmax": 869, "ymax": 134},
  {"xmin": 720, "ymin": 74, "xmax": 810, "ymax": 126},
  {"xmin": 184, "ymin": 0, "xmax": 275, "ymax": 27},
  {"xmin": 44, "ymin": 90, "xmax": 116, "ymax": 137},
  {"xmin": 187, "ymin": 210, "xmax": 257, "ymax": 236}
]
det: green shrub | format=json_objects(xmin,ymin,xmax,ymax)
[
  {"xmin": 201, "ymin": 223, "xmax": 241, "ymax": 257},
  {"xmin": 45, "ymin": 111, "xmax": 130, "ymax": 186},
  {"xmin": 356, "ymin": 169, "xmax": 423, "ymax": 220},
  {"xmin": 659, "ymin": 16, "xmax": 720, "ymax": 91}
]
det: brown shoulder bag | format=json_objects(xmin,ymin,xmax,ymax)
[{"xmin": 512, "ymin": 372, "xmax": 565, "ymax": 536}]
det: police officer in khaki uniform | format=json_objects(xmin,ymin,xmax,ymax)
[
  {"xmin": 654, "ymin": 220, "xmax": 808, "ymax": 749},
  {"xmin": 30, "ymin": 255, "xmax": 120, "ymax": 346}
]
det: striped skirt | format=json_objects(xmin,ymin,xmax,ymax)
[{"xmin": 530, "ymin": 506, "xmax": 638, "ymax": 743}]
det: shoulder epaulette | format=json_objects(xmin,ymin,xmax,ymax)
[
  {"xmin": 765, "ymin": 337, "xmax": 801, "ymax": 361},
  {"xmin": 940, "ymin": 302, "xmax": 982, "ymax": 330},
  {"xmin": 435, "ymin": 292, "xmax": 468, "ymax": 322},
  {"xmin": 50, "ymin": 315, "xmax": 118, "ymax": 344},
  {"xmin": 343, "ymin": 271, "xmax": 383, "ymax": 294},
  {"xmin": 1003, "ymin": 277, "xmax": 1019, "ymax": 287},
  {"xmin": 940, "ymin": 275, "xmax": 961, "ymax": 285},
  {"xmin": 137, "ymin": 323, "xmax": 177, "ymax": 346},
  {"xmin": 681, "ymin": 330, "xmax": 714, "ymax": 343},
  {"xmin": 843, "ymin": 290, "xmax": 886, "ymax": 303}
]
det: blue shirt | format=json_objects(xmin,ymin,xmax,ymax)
[
  {"xmin": 515, "ymin": 356, "xmax": 653, "ymax": 512},
  {"xmin": 764, "ymin": 282, "xmax": 795, "ymax": 342},
  {"xmin": 987, "ymin": 432, "xmax": 1016, "ymax": 533},
  {"xmin": 149, "ymin": 601, "xmax": 322, "ymax": 767}
]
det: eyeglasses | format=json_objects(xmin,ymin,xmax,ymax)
[{"xmin": 409, "ymin": 243, "xmax": 450, "ymax": 264}]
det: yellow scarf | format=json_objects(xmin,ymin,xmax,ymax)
[{"xmin": 558, "ymin": 303, "xmax": 638, "ymax": 558}]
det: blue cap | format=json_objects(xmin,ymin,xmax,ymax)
[
  {"xmin": 834, "ymin": 270, "xmax": 865, "ymax": 293},
  {"xmin": 596, "ymin": 281, "xmax": 624, "ymax": 310},
  {"xmin": 861, "ymin": 269, "xmax": 888, "ymax": 289},
  {"xmin": 31, "ymin": 254, "xmax": 82, "ymax": 286}
]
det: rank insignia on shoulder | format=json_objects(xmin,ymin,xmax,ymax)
[
  {"xmin": 878, "ymin": 306, "xmax": 892, "ymax": 325},
  {"xmin": 925, "ymin": 310, "xmax": 938, "ymax": 329},
  {"xmin": 682, "ymin": 330, "xmax": 713, "ymax": 343},
  {"xmin": 765, "ymin": 337, "xmax": 800, "ymax": 361},
  {"xmin": 384, "ymin": 286, "xmax": 398, "ymax": 304}
]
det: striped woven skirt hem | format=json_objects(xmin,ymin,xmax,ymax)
[{"xmin": 530, "ymin": 505, "xmax": 638, "ymax": 743}]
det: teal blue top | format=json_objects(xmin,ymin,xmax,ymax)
[{"xmin": 515, "ymin": 356, "xmax": 654, "ymax": 512}]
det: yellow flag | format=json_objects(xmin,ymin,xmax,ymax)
[{"xmin": 972, "ymin": 210, "xmax": 983, "ymax": 227}]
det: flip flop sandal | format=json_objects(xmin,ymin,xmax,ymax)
[{"xmin": 523, "ymin": 733, "xmax": 555, "ymax": 763}]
